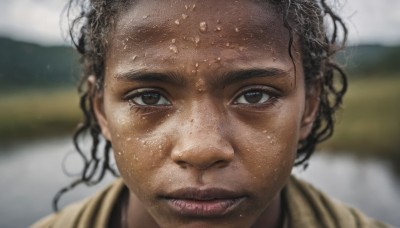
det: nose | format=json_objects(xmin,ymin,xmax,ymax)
[{"xmin": 171, "ymin": 105, "xmax": 234, "ymax": 170}]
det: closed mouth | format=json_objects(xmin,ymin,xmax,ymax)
[{"xmin": 161, "ymin": 188, "xmax": 246, "ymax": 217}]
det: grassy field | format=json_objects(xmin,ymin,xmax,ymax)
[
  {"xmin": 0, "ymin": 88, "xmax": 81, "ymax": 142},
  {"xmin": 321, "ymin": 76, "xmax": 400, "ymax": 161},
  {"xmin": 1, "ymin": 77, "xmax": 399, "ymax": 162}
]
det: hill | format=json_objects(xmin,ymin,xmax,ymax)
[
  {"xmin": 339, "ymin": 44, "xmax": 400, "ymax": 76},
  {"xmin": 0, "ymin": 37, "xmax": 80, "ymax": 91}
]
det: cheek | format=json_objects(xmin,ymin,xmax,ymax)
[
  {"xmin": 231, "ymin": 107, "xmax": 301, "ymax": 191},
  {"xmin": 103, "ymin": 101, "xmax": 172, "ymax": 193},
  {"xmin": 112, "ymin": 130, "xmax": 171, "ymax": 197}
]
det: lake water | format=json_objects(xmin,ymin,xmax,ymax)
[{"xmin": 0, "ymin": 137, "xmax": 399, "ymax": 227}]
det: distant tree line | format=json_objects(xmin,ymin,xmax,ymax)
[
  {"xmin": 0, "ymin": 37, "xmax": 79, "ymax": 91},
  {"xmin": 338, "ymin": 44, "xmax": 400, "ymax": 77}
]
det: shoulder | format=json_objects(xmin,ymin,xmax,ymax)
[
  {"xmin": 285, "ymin": 176, "xmax": 391, "ymax": 228},
  {"xmin": 31, "ymin": 179, "xmax": 126, "ymax": 228}
]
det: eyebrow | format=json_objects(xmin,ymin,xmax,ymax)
[
  {"xmin": 215, "ymin": 68, "xmax": 289, "ymax": 86},
  {"xmin": 114, "ymin": 68, "xmax": 289, "ymax": 87},
  {"xmin": 114, "ymin": 70, "xmax": 186, "ymax": 86}
]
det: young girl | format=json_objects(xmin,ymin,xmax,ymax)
[{"xmin": 34, "ymin": 0, "xmax": 389, "ymax": 227}]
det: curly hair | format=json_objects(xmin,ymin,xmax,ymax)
[{"xmin": 54, "ymin": 0, "xmax": 348, "ymax": 211}]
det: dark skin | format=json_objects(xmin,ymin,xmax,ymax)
[{"xmin": 93, "ymin": 0, "xmax": 319, "ymax": 227}]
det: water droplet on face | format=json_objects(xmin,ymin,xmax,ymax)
[
  {"xmin": 195, "ymin": 63, "xmax": 199, "ymax": 68},
  {"xmin": 199, "ymin": 21, "xmax": 207, "ymax": 32},
  {"xmin": 235, "ymin": 27, "xmax": 240, "ymax": 32},
  {"xmin": 215, "ymin": 26, "xmax": 222, "ymax": 31},
  {"xmin": 226, "ymin": 42, "xmax": 230, "ymax": 47},
  {"xmin": 217, "ymin": 57, "xmax": 221, "ymax": 61},
  {"xmin": 169, "ymin": 45, "xmax": 179, "ymax": 54},
  {"xmin": 118, "ymin": 152, "xmax": 122, "ymax": 156},
  {"xmin": 194, "ymin": 35, "xmax": 200, "ymax": 46},
  {"xmin": 182, "ymin": 13, "xmax": 188, "ymax": 19},
  {"xmin": 185, "ymin": 5, "xmax": 189, "ymax": 10},
  {"xmin": 263, "ymin": 130, "xmax": 267, "ymax": 134},
  {"xmin": 142, "ymin": 15, "xmax": 148, "ymax": 19},
  {"xmin": 158, "ymin": 145, "xmax": 162, "ymax": 149},
  {"xmin": 132, "ymin": 55, "xmax": 137, "ymax": 61},
  {"xmin": 171, "ymin": 38, "xmax": 176, "ymax": 43},
  {"xmin": 127, "ymin": 137, "xmax": 132, "ymax": 141},
  {"xmin": 174, "ymin": 19, "xmax": 180, "ymax": 25},
  {"xmin": 141, "ymin": 140, "xmax": 146, "ymax": 144},
  {"xmin": 195, "ymin": 79, "xmax": 206, "ymax": 92},
  {"xmin": 191, "ymin": 4, "xmax": 196, "ymax": 11}
]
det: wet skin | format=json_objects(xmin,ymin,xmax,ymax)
[{"xmin": 93, "ymin": 0, "xmax": 318, "ymax": 227}]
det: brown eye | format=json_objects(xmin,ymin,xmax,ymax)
[
  {"xmin": 141, "ymin": 93, "xmax": 161, "ymax": 105},
  {"xmin": 128, "ymin": 89, "xmax": 171, "ymax": 106},
  {"xmin": 235, "ymin": 90, "xmax": 271, "ymax": 104},
  {"xmin": 244, "ymin": 91, "xmax": 263, "ymax": 103}
]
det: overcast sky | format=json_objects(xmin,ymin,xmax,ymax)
[{"xmin": 0, "ymin": 0, "xmax": 399, "ymax": 46}]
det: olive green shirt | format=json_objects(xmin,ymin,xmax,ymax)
[{"xmin": 32, "ymin": 176, "xmax": 391, "ymax": 228}]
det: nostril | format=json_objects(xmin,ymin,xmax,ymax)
[
  {"xmin": 212, "ymin": 160, "xmax": 229, "ymax": 169},
  {"xmin": 176, "ymin": 161, "xmax": 189, "ymax": 169},
  {"xmin": 175, "ymin": 159, "xmax": 229, "ymax": 170}
]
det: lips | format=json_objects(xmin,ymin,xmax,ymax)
[{"xmin": 161, "ymin": 188, "xmax": 246, "ymax": 217}]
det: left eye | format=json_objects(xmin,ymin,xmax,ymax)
[
  {"xmin": 234, "ymin": 90, "xmax": 271, "ymax": 104},
  {"xmin": 129, "ymin": 91, "xmax": 171, "ymax": 106}
]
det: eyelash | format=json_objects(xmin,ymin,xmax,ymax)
[
  {"xmin": 124, "ymin": 88, "xmax": 171, "ymax": 108},
  {"xmin": 232, "ymin": 86, "xmax": 280, "ymax": 107}
]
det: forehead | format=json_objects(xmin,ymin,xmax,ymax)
[
  {"xmin": 114, "ymin": 1, "xmax": 287, "ymax": 45},
  {"xmin": 115, "ymin": 0, "xmax": 281, "ymax": 37},
  {"xmin": 107, "ymin": 0, "xmax": 293, "ymax": 74}
]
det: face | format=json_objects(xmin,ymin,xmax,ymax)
[{"xmin": 94, "ymin": 0, "xmax": 317, "ymax": 227}]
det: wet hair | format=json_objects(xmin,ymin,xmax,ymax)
[{"xmin": 54, "ymin": 0, "xmax": 347, "ymax": 211}]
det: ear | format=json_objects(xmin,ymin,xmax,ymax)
[
  {"xmin": 299, "ymin": 82, "xmax": 320, "ymax": 140},
  {"xmin": 88, "ymin": 76, "xmax": 112, "ymax": 141}
]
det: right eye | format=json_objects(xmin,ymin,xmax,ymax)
[
  {"xmin": 126, "ymin": 89, "xmax": 171, "ymax": 106},
  {"xmin": 234, "ymin": 90, "xmax": 271, "ymax": 105}
]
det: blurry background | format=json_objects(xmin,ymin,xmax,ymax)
[{"xmin": 0, "ymin": 0, "xmax": 399, "ymax": 227}]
